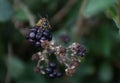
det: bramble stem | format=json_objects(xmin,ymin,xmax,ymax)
[{"xmin": 5, "ymin": 43, "xmax": 12, "ymax": 83}]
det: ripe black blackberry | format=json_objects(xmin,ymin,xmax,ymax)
[
  {"xmin": 27, "ymin": 26, "xmax": 52, "ymax": 47},
  {"xmin": 44, "ymin": 62, "xmax": 62, "ymax": 78}
]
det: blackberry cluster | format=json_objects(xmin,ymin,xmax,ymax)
[
  {"xmin": 27, "ymin": 26, "xmax": 52, "ymax": 47},
  {"xmin": 45, "ymin": 62, "xmax": 62, "ymax": 78}
]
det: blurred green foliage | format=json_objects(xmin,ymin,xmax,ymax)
[
  {"xmin": 0, "ymin": 0, "xmax": 13, "ymax": 22},
  {"xmin": 0, "ymin": 0, "xmax": 120, "ymax": 83},
  {"xmin": 83, "ymin": 0, "xmax": 117, "ymax": 17}
]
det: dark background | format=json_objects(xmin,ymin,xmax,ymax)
[{"xmin": 0, "ymin": 0, "xmax": 120, "ymax": 83}]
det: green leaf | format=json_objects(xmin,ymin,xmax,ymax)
[
  {"xmin": 113, "ymin": 17, "xmax": 120, "ymax": 33},
  {"xmin": 0, "ymin": 0, "xmax": 14, "ymax": 22},
  {"xmin": 105, "ymin": 6, "xmax": 117, "ymax": 18},
  {"xmin": 83, "ymin": 0, "xmax": 118, "ymax": 17},
  {"xmin": 15, "ymin": 8, "xmax": 28, "ymax": 22},
  {"xmin": 7, "ymin": 56, "xmax": 25, "ymax": 79},
  {"xmin": 105, "ymin": 7, "xmax": 120, "ymax": 34},
  {"xmin": 98, "ymin": 63, "xmax": 113, "ymax": 82},
  {"xmin": 16, "ymin": 64, "xmax": 47, "ymax": 83}
]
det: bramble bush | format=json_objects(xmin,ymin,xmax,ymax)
[{"xmin": 0, "ymin": 0, "xmax": 120, "ymax": 83}]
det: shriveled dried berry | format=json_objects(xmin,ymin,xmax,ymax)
[
  {"xmin": 31, "ymin": 54, "xmax": 39, "ymax": 61},
  {"xmin": 33, "ymin": 67, "xmax": 40, "ymax": 73},
  {"xmin": 60, "ymin": 34, "xmax": 70, "ymax": 43},
  {"xmin": 77, "ymin": 46, "xmax": 87, "ymax": 57}
]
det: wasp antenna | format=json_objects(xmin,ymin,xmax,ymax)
[
  {"xmin": 37, "ymin": 14, "xmax": 42, "ymax": 19},
  {"xmin": 45, "ymin": 14, "xmax": 49, "ymax": 19}
]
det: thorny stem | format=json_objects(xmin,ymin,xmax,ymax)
[
  {"xmin": 37, "ymin": 51, "xmax": 49, "ymax": 67},
  {"xmin": 36, "ymin": 59, "xmax": 45, "ymax": 74},
  {"xmin": 37, "ymin": 60, "xmax": 41, "ymax": 68},
  {"xmin": 20, "ymin": 3, "xmax": 35, "ymax": 26},
  {"xmin": 117, "ymin": 0, "xmax": 120, "ymax": 24},
  {"xmin": 12, "ymin": 0, "xmax": 35, "ymax": 36},
  {"xmin": 42, "ymin": 50, "xmax": 49, "ymax": 64},
  {"xmin": 55, "ymin": 54, "xmax": 70, "ymax": 68},
  {"xmin": 51, "ymin": 0, "xmax": 76, "ymax": 24},
  {"xmin": 5, "ymin": 43, "xmax": 12, "ymax": 83},
  {"xmin": 74, "ymin": 0, "xmax": 87, "ymax": 40}
]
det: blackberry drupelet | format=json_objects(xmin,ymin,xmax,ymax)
[
  {"xmin": 49, "ymin": 62, "xmax": 56, "ymax": 68},
  {"xmin": 43, "ymin": 29, "xmax": 52, "ymax": 41},
  {"xmin": 45, "ymin": 67, "xmax": 53, "ymax": 74},
  {"xmin": 36, "ymin": 33, "xmax": 42, "ymax": 40},
  {"xmin": 29, "ymin": 32, "xmax": 36, "ymax": 39},
  {"xmin": 48, "ymin": 73, "xmax": 56, "ymax": 78},
  {"xmin": 56, "ymin": 72, "xmax": 62, "ymax": 77}
]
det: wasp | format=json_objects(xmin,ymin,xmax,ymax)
[{"xmin": 36, "ymin": 17, "xmax": 51, "ymax": 30}]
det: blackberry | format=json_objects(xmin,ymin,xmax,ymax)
[
  {"xmin": 27, "ymin": 26, "xmax": 52, "ymax": 47},
  {"xmin": 44, "ymin": 62, "xmax": 63, "ymax": 78},
  {"xmin": 48, "ymin": 70, "xmax": 62, "ymax": 78}
]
